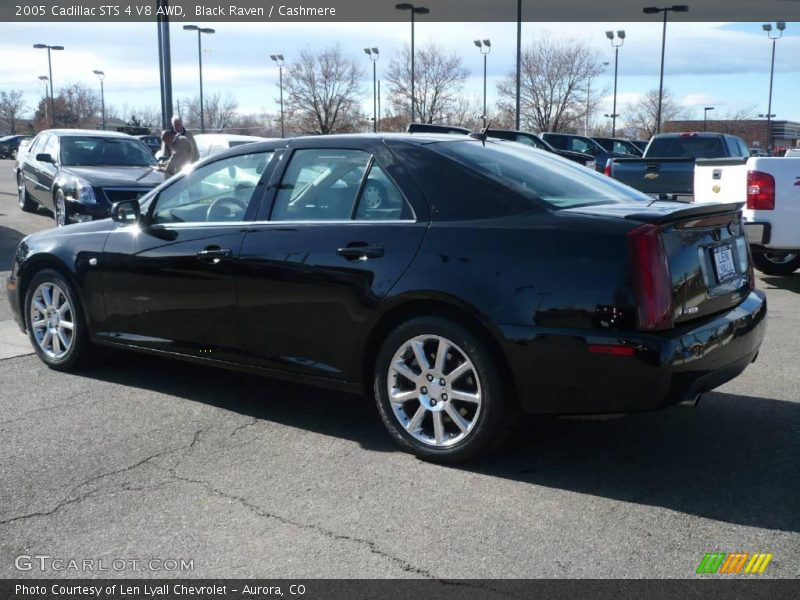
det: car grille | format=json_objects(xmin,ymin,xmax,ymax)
[{"xmin": 102, "ymin": 188, "xmax": 153, "ymax": 205}]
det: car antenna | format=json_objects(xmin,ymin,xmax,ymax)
[{"xmin": 474, "ymin": 121, "xmax": 492, "ymax": 147}]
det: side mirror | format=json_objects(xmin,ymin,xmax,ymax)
[
  {"xmin": 36, "ymin": 153, "xmax": 54, "ymax": 164},
  {"xmin": 110, "ymin": 199, "xmax": 141, "ymax": 225}
]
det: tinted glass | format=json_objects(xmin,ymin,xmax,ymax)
[
  {"xmin": 433, "ymin": 140, "xmax": 652, "ymax": 209},
  {"xmin": 514, "ymin": 134, "xmax": 546, "ymax": 149},
  {"xmin": 151, "ymin": 151, "xmax": 272, "ymax": 224},
  {"xmin": 60, "ymin": 137, "xmax": 157, "ymax": 167},
  {"xmin": 43, "ymin": 135, "xmax": 58, "ymax": 159},
  {"xmin": 271, "ymin": 149, "xmax": 371, "ymax": 221},
  {"xmin": 29, "ymin": 134, "xmax": 46, "ymax": 155},
  {"xmin": 354, "ymin": 164, "xmax": 412, "ymax": 221},
  {"xmin": 645, "ymin": 136, "xmax": 727, "ymax": 158}
]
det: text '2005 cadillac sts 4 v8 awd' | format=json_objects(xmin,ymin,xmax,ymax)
[{"xmin": 6, "ymin": 134, "xmax": 766, "ymax": 462}]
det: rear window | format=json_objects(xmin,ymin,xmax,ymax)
[
  {"xmin": 646, "ymin": 136, "xmax": 727, "ymax": 158},
  {"xmin": 433, "ymin": 140, "xmax": 651, "ymax": 209}
]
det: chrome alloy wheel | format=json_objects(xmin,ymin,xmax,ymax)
[
  {"xmin": 387, "ymin": 334, "xmax": 482, "ymax": 447},
  {"xmin": 363, "ymin": 184, "xmax": 383, "ymax": 209},
  {"xmin": 29, "ymin": 282, "xmax": 75, "ymax": 360}
]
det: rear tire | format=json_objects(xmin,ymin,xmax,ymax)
[
  {"xmin": 24, "ymin": 269, "xmax": 90, "ymax": 371},
  {"xmin": 17, "ymin": 172, "xmax": 36, "ymax": 212},
  {"xmin": 753, "ymin": 252, "xmax": 800, "ymax": 276},
  {"xmin": 373, "ymin": 317, "xmax": 514, "ymax": 463}
]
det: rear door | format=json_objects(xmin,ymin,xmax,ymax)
[
  {"xmin": 236, "ymin": 142, "xmax": 428, "ymax": 383},
  {"xmin": 99, "ymin": 149, "xmax": 275, "ymax": 360}
]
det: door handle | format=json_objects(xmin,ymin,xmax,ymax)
[
  {"xmin": 196, "ymin": 247, "xmax": 233, "ymax": 264},
  {"xmin": 337, "ymin": 243, "xmax": 384, "ymax": 261}
]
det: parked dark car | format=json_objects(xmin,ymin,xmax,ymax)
[
  {"xmin": 540, "ymin": 132, "xmax": 630, "ymax": 172},
  {"xmin": 137, "ymin": 134, "xmax": 162, "ymax": 155},
  {"xmin": 0, "ymin": 135, "xmax": 32, "ymax": 159},
  {"xmin": 408, "ymin": 124, "xmax": 596, "ymax": 169},
  {"xmin": 607, "ymin": 132, "xmax": 751, "ymax": 199},
  {"xmin": 6, "ymin": 134, "xmax": 766, "ymax": 463},
  {"xmin": 592, "ymin": 137, "xmax": 643, "ymax": 157},
  {"xmin": 631, "ymin": 140, "xmax": 650, "ymax": 153},
  {"xmin": 15, "ymin": 129, "xmax": 164, "ymax": 226}
]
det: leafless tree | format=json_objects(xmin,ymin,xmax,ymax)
[
  {"xmin": 33, "ymin": 83, "xmax": 100, "ymax": 130},
  {"xmin": 385, "ymin": 43, "xmax": 469, "ymax": 125},
  {"xmin": 624, "ymin": 88, "xmax": 689, "ymax": 139},
  {"xmin": 496, "ymin": 33, "xmax": 604, "ymax": 133},
  {"xmin": 443, "ymin": 96, "xmax": 483, "ymax": 130},
  {"xmin": 177, "ymin": 92, "xmax": 239, "ymax": 132},
  {"xmin": 282, "ymin": 44, "xmax": 365, "ymax": 135},
  {"xmin": 0, "ymin": 90, "xmax": 27, "ymax": 134}
]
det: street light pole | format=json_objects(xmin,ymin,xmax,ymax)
[
  {"xmin": 364, "ymin": 48, "xmax": 379, "ymax": 133},
  {"xmin": 93, "ymin": 70, "xmax": 106, "ymax": 130},
  {"xmin": 395, "ymin": 3, "xmax": 429, "ymax": 123},
  {"xmin": 643, "ymin": 5, "xmax": 689, "ymax": 134},
  {"xmin": 703, "ymin": 106, "xmax": 714, "ymax": 132},
  {"xmin": 474, "ymin": 39, "xmax": 491, "ymax": 128},
  {"xmin": 270, "ymin": 54, "xmax": 285, "ymax": 138},
  {"xmin": 763, "ymin": 22, "xmax": 786, "ymax": 154},
  {"xmin": 33, "ymin": 43, "xmax": 64, "ymax": 128},
  {"xmin": 515, "ymin": 0, "xmax": 521, "ymax": 130},
  {"xmin": 38, "ymin": 75, "xmax": 49, "ymax": 125},
  {"xmin": 605, "ymin": 30, "xmax": 625, "ymax": 138},
  {"xmin": 184, "ymin": 25, "xmax": 215, "ymax": 133}
]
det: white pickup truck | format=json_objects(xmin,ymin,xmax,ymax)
[{"xmin": 694, "ymin": 157, "xmax": 800, "ymax": 275}]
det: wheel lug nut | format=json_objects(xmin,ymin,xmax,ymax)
[
  {"xmin": 421, "ymin": 387, "xmax": 427, "ymax": 395},
  {"xmin": 430, "ymin": 399, "xmax": 437, "ymax": 407},
  {"xmin": 426, "ymin": 374, "xmax": 434, "ymax": 382},
  {"xmin": 439, "ymin": 378, "xmax": 446, "ymax": 386},
  {"xmin": 441, "ymin": 393, "xmax": 448, "ymax": 401}
]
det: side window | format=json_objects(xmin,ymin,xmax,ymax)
[
  {"xmin": 271, "ymin": 149, "xmax": 371, "ymax": 221},
  {"xmin": 546, "ymin": 135, "xmax": 566, "ymax": 150},
  {"xmin": 514, "ymin": 135, "xmax": 539, "ymax": 148},
  {"xmin": 570, "ymin": 138, "xmax": 591, "ymax": 154},
  {"xmin": 151, "ymin": 151, "xmax": 272, "ymax": 224},
  {"xmin": 43, "ymin": 135, "xmax": 58, "ymax": 161},
  {"xmin": 29, "ymin": 134, "xmax": 46, "ymax": 156},
  {"xmin": 355, "ymin": 164, "xmax": 412, "ymax": 221}
]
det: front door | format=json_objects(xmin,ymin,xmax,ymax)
[{"xmin": 99, "ymin": 149, "xmax": 275, "ymax": 361}]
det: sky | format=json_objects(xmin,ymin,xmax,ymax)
[{"xmin": 0, "ymin": 20, "xmax": 798, "ymax": 129}]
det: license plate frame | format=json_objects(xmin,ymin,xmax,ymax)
[{"xmin": 712, "ymin": 244, "xmax": 737, "ymax": 283}]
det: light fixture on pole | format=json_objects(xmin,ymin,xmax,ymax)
[
  {"xmin": 643, "ymin": 5, "xmax": 690, "ymax": 134},
  {"xmin": 605, "ymin": 30, "xmax": 625, "ymax": 138},
  {"xmin": 474, "ymin": 39, "xmax": 491, "ymax": 128},
  {"xmin": 364, "ymin": 48, "xmax": 379, "ymax": 133},
  {"xmin": 33, "ymin": 43, "xmax": 64, "ymax": 128},
  {"xmin": 762, "ymin": 22, "xmax": 786, "ymax": 153},
  {"xmin": 703, "ymin": 106, "xmax": 714, "ymax": 131},
  {"xmin": 270, "ymin": 54, "xmax": 285, "ymax": 138},
  {"xmin": 183, "ymin": 25, "xmax": 215, "ymax": 133},
  {"xmin": 92, "ymin": 70, "xmax": 106, "ymax": 131},
  {"xmin": 395, "ymin": 3, "xmax": 430, "ymax": 123}
]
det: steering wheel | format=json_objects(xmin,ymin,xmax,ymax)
[
  {"xmin": 362, "ymin": 180, "xmax": 387, "ymax": 209},
  {"xmin": 207, "ymin": 196, "xmax": 247, "ymax": 222}
]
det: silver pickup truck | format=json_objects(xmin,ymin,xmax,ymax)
[{"xmin": 607, "ymin": 132, "xmax": 751, "ymax": 200}]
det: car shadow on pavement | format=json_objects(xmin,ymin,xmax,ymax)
[
  {"xmin": 760, "ymin": 275, "xmax": 800, "ymax": 294},
  {"xmin": 78, "ymin": 352, "xmax": 799, "ymax": 533},
  {"xmin": 0, "ymin": 224, "xmax": 25, "ymax": 271}
]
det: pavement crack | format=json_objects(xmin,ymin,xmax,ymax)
[
  {"xmin": 166, "ymin": 470, "xmax": 434, "ymax": 578},
  {"xmin": 0, "ymin": 390, "xmax": 95, "ymax": 426},
  {"xmin": 229, "ymin": 417, "xmax": 259, "ymax": 438}
]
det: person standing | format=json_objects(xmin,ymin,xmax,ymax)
[
  {"xmin": 160, "ymin": 129, "xmax": 194, "ymax": 176},
  {"xmin": 169, "ymin": 116, "xmax": 199, "ymax": 162}
]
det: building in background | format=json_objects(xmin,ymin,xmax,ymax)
[{"xmin": 665, "ymin": 119, "xmax": 800, "ymax": 155}]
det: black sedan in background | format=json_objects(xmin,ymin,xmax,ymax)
[
  {"xmin": 0, "ymin": 135, "xmax": 32, "ymax": 159},
  {"xmin": 6, "ymin": 134, "xmax": 766, "ymax": 462},
  {"xmin": 16, "ymin": 129, "xmax": 164, "ymax": 226}
]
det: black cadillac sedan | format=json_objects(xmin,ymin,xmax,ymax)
[
  {"xmin": 6, "ymin": 134, "xmax": 767, "ymax": 462},
  {"xmin": 16, "ymin": 129, "xmax": 164, "ymax": 226}
]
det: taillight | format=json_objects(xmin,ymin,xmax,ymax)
[
  {"xmin": 604, "ymin": 161, "xmax": 612, "ymax": 177},
  {"xmin": 627, "ymin": 224, "xmax": 673, "ymax": 330},
  {"xmin": 747, "ymin": 170, "xmax": 775, "ymax": 210}
]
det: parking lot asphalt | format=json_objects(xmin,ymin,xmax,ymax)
[{"xmin": 0, "ymin": 159, "xmax": 798, "ymax": 579}]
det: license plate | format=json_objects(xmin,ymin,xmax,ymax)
[{"xmin": 712, "ymin": 245, "xmax": 736, "ymax": 282}]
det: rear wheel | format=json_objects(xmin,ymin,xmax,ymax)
[
  {"xmin": 373, "ymin": 317, "xmax": 514, "ymax": 463},
  {"xmin": 17, "ymin": 172, "xmax": 36, "ymax": 212},
  {"xmin": 25, "ymin": 269, "xmax": 90, "ymax": 371},
  {"xmin": 753, "ymin": 252, "xmax": 800, "ymax": 276}
]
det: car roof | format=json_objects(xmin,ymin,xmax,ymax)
[
  {"xmin": 194, "ymin": 133, "xmax": 272, "ymax": 142},
  {"xmin": 41, "ymin": 129, "xmax": 136, "ymax": 138}
]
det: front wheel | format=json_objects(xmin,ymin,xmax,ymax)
[
  {"xmin": 373, "ymin": 317, "xmax": 514, "ymax": 463},
  {"xmin": 25, "ymin": 269, "xmax": 90, "ymax": 371},
  {"xmin": 753, "ymin": 252, "xmax": 800, "ymax": 276}
]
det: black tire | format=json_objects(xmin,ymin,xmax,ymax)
[
  {"xmin": 752, "ymin": 252, "xmax": 800, "ymax": 276},
  {"xmin": 373, "ymin": 316, "xmax": 515, "ymax": 463},
  {"xmin": 17, "ymin": 172, "xmax": 37, "ymax": 213},
  {"xmin": 53, "ymin": 188, "xmax": 68, "ymax": 227},
  {"xmin": 24, "ymin": 269, "xmax": 91, "ymax": 371}
]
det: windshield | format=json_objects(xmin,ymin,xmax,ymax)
[
  {"xmin": 646, "ymin": 136, "xmax": 727, "ymax": 158},
  {"xmin": 60, "ymin": 137, "xmax": 157, "ymax": 167},
  {"xmin": 433, "ymin": 139, "xmax": 652, "ymax": 209}
]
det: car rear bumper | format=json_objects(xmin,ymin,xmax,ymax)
[{"xmin": 499, "ymin": 289, "xmax": 767, "ymax": 414}]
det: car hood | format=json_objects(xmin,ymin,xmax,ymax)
[{"xmin": 61, "ymin": 165, "xmax": 164, "ymax": 188}]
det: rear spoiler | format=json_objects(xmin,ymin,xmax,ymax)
[{"xmin": 626, "ymin": 201, "xmax": 746, "ymax": 225}]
